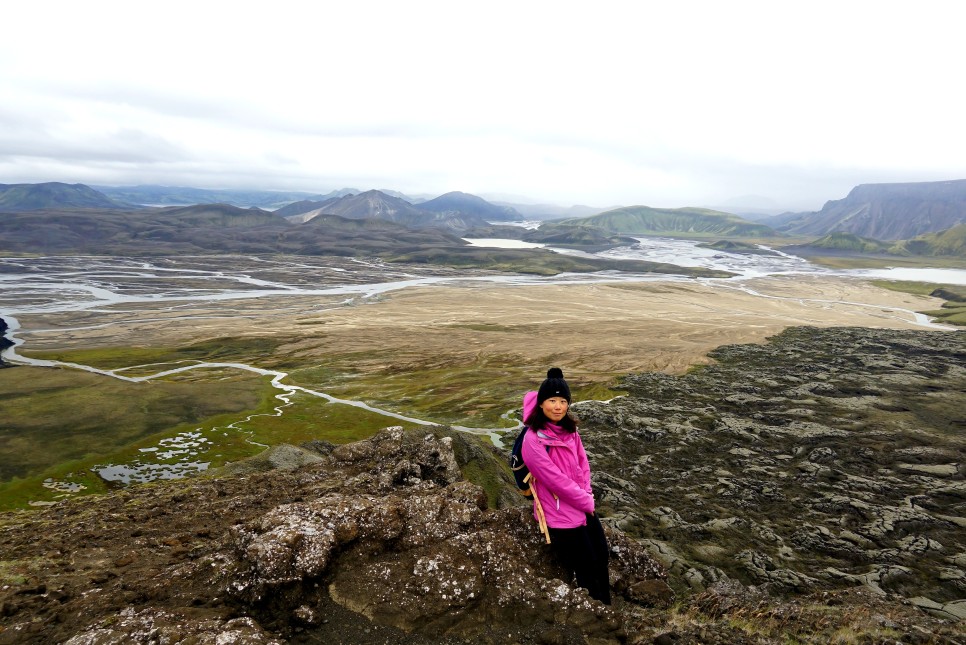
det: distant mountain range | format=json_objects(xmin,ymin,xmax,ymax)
[
  {"xmin": 273, "ymin": 190, "xmax": 514, "ymax": 231},
  {"xmin": 3, "ymin": 180, "xmax": 966, "ymax": 259},
  {"xmin": 0, "ymin": 197, "xmax": 725, "ymax": 277}
]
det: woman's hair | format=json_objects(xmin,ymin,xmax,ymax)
[{"xmin": 525, "ymin": 406, "xmax": 578, "ymax": 433}]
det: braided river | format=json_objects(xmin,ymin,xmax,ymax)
[{"xmin": 1, "ymin": 238, "xmax": 964, "ymax": 493}]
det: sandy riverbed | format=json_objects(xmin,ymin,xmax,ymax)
[{"xmin": 18, "ymin": 275, "xmax": 947, "ymax": 380}]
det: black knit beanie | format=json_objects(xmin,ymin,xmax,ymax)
[{"xmin": 537, "ymin": 367, "xmax": 571, "ymax": 405}]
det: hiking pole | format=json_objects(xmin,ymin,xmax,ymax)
[{"xmin": 525, "ymin": 473, "xmax": 551, "ymax": 544}]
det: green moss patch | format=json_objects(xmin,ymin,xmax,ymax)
[{"xmin": 0, "ymin": 366, "xmax": 264, "ymax": 482}]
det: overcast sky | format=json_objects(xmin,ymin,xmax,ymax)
[{"xmin": 2, "ymin": 1, "xmax": 963, "ymax": 211}]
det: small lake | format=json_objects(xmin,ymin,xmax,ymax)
[{"xmin": 463, "ymin": 238, "xmax": 545, "ymax": 249}]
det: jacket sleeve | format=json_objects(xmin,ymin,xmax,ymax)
[{"xmin": 522, "ymin": 431, "xmax": 595, "ymax": 514}]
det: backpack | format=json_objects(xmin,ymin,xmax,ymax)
[{"xmin": 508, "ymin": 425, "xmax": 534, "ymax": 496}]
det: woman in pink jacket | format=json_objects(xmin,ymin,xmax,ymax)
[{"xmin": 521, "ymin": 367, "xmax": 611, "ymax": 604}]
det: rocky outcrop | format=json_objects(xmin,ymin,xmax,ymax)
[
  {"xmin": 579, "ymin": 326, "xmax": 966, "ymax": 615},
  {"xmin": 0, "ymin": 427, "xmax": 669, "ymax": 644}
]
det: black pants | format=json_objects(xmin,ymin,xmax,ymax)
[{"xmin": 548, "ymin": 513, "xmax": 611, "ymax": 605}]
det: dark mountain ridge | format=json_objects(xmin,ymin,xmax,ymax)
[
  {"xmin": 0, "ymin": 182, "xmax": 133, "ymax": 211},
  {"xmin": 0, "ymin": 206, "xmax": 465, "ymax": 257},
  {"xmin": 152, "ymin": 203, "xmax": 283, "ymax": 228},
  {"xmin": 93, "ymin": 184, "xmax": 329, "ymax": 209}
]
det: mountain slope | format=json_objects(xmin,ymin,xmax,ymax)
[
  {"xmin": 153, "ymin": 204, "xmax": 284, "ymax": 228},
  {"xmin": 273, "ymin": 198, "xmax": 341, "ymax": 220},
  {"xmin": 792, "ymin": 231, "xmax": 899, "ymax": 254},
  {"xmin": 0, "ymin": 182, "xmax": 133, "ymax": 211},
  {"xmin": 556, "ymin": 205, "xmax": 776, "ymax": 237},
  {"xmin": 779, "ymin": 179, "xmax": 966, "ymax": 240}
]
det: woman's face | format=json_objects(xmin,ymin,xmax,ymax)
[{"xmin": 540, "ymin": 396, "xmax": 569, "ymax": 423}]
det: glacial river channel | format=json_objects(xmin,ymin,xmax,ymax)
[{"xmin": 2, "ymin": 239, "xmax": 964, "ymax": 494}]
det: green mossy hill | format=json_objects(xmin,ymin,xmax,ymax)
[
  {"xmin": 788, "ymin": 226, "xmax": 966, "ymax": 259},
  {"xmin": 555, "ymin": 205, "xmax": 776, "ymax": 237},
  {"xmin": 901, "ymin": 223, "xmax": 966, "ymax": 256},
  {"xmin": 523, "ymin": 223, "xmax": 638, "ymax": 249},
  {"xmin": 796, "ymin": 231, "xmax": 900, "ymax": 254}
]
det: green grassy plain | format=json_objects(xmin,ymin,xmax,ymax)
[{"xmin": 0, "ymin": 359, "xmax": 428, "ymax": 510}]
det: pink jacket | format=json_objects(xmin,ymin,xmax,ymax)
[{"xmin": 520, "ymin": 390, "xmax": 595, "ymax": 529}]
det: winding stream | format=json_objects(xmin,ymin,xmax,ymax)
[{"xmin": 2, "ymin": 243, "xmax": 964, "ymax": 491}]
